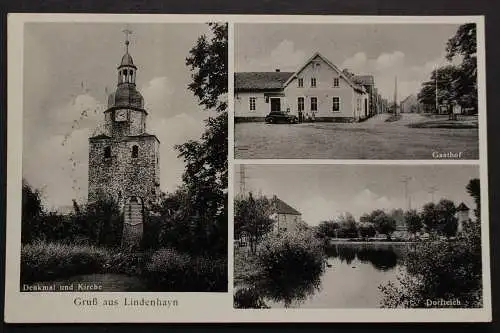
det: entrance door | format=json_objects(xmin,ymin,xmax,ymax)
[
  {"xmin": 364, "ymin": 99, "xmax": 368, "ymax": 117},
  {"xmin": 125, "ymin": 196, "xmax": 143, "ymax": 225},
  {"xmin": 270, "ymin": 98, "xmax": 281, "ymax": 112}
]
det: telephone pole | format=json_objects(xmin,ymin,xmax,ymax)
[
  {"xmin": 401, "ymin": 176, "xmax": 412, "ymax": 210},
  {"xmin": 428, "ymin": 186, "xmax": 438, "ymax": 203},
  {"xmin": 239, "ymin": 164, "xmax": 247, "ymax": 196},
  {"xmin": 435, "ymin": 66, "xmax": 439, "ymax": 113}
]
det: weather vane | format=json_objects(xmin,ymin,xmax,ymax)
[{"xmin": 123, "ymin": 26, "xmax": 133, "ymax": 52}]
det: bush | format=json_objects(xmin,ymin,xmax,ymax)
[
  {"xmin": 143, "ymin": 248, "xmax": 227, "ymax": 292},
  {"xmin": 21, "ymin": 241, "xmax": 111, "ymax": 283},
  {"xmin": 253, "ymin": 232, "xmax": 325, "ymax": 307},
  {"xmin": 380, "ymin": 220, "xmax": 482, "ymax": 308},
  {"xmin": 234, "ymin": 287, "xmax": 269, "ymax": 309}
]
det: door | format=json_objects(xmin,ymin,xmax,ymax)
[
  {"xmin": 364, "ymin": 99, "xmax": 368, "ymax": 117},
  {"xmin": 270, "ymin": 98, "xmax": 281, "ymax": 112},
  {"xmin": 125, "ymin": 196, "xmax": 143, "ymax": 226}
]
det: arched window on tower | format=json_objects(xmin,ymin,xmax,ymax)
[
  {"xmin": 129, "ymin": 69, "xmax": 134, "ymax": 83},
  {"xmin": 104, "ymin": 146, "xmax": 111, "ymax": 158},
  {"xmin": 132, "ymin": 145, "xmax": 138, "ymax": 158}
]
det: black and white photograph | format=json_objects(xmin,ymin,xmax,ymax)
[
  {"xmin": 234, "ymin": 23, "xmax": 480, "ymax": 159},
  {"xmin": 19, "ymin": 22, "xmax": 228, "ymax": 292},
  {"xmin": 234, "ymin": 164, "xmax": 483, "ymax": 309}
]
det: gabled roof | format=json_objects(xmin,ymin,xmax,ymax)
[
  {"xmin": 283, "ymin": 52, "xmax": 366, "ymax": 93},
  {"xmin": 353, "ymin": 75, "xmax": 375, "ymax": 86},
  {"xmin": 457, "ymin": 203, "xmax": 470, "ymax": 211},
  {"xmin": 272, "ymin": 197, "xmax": 301, "ymax": 215},
  {"xmin": 235, "ymin": 72, "xmax": 293, "ymax": 91}
]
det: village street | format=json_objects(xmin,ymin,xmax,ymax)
[{"xmin": 234, "ymin": 113, "xmax": 479, "ymax": 159}]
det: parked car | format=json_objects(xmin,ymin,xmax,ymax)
[{"xmin": 265, "ymin": 111, "xmax": 298, "ymax": 124}]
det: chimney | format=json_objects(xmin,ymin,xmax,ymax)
[{"xmin": 275, "ymin": 69, "xmax": 280, "ymax": 72}]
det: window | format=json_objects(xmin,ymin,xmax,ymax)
[
  {"xmin": 249, "ymin": 97, "xmax": 256, "ymax": 111},
  {"xmin": 104, "ymin": 146, "xmax": 111, "ymax": 158},
  {"xmin": 311, "ymin": 77, "xmax": 317, "ymax": 87},
  {"xmin": 132, "ymin": 145, "xmax": 138, "ymax": 158},
  {"xmin": 298, "ymin": 97, "xmax": 304, "ymax": 112},
  {"xmin": 333, "ymin": 77, "xmax": 340, "ymax": 87},
  {"xmin": 298, "ymin": 78, "xmax": 303, "ymax": 88},
  {"xmin": 332, "ymin": 97, "xmax": 340, "ymax": 112},
  {"xmin": 311, "ymin": 97, "xmax": 318, "ymax": 111}
]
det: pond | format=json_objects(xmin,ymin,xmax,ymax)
[{"xmin": 265, "ymin": 242, "xmax": 413, "ymax": 308}]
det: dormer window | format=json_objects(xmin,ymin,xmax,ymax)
[
  {"xmin": 132, "ymin": 145, "xmax": 138, "ymax": 158},
  {"xmin": 104, "ymin": 146, "xmax": 111, "ymax": 158}
]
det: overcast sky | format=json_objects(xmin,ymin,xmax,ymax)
[
  {"xmin": 23, "ymin": 22, "xmax": 215, "ymax": 210},
  {"xmin": 235, "ymin": 23, "xmax": 463, "ymax": 101},
  {"xmin": 236, "ymin": 164, "xmax": 478, "ymax": 226}
]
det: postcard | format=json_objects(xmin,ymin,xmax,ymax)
[{"xmin": 5, "ymin": 13, "xmax": 490, "ymax": 323}]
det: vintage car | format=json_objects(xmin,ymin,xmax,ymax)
[{"xmin": 264, "ymin": 111, "xmax": 298, "ymax": 124}]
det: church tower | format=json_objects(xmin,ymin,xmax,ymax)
[{"xmin": 88, "ymin": 30, "xmax": 160, "ymax": 248}]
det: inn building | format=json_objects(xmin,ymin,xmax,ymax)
[{"xmin": 235, "ymin": 52, "xmax": 380, "ymax": 122}]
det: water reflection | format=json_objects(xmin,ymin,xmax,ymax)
[{"xmin": 267, "ymin": 242, "xmax": 408, "ymax": 308}]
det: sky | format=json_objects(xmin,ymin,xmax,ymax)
[
  {"xmin": 23, "ymin": 22, "xmax": 216, "ymax": 210},
  {"xmin": 235, "ymin": 23, "xmax": 464, "ymax": 101},
  {"xmin": 236, "ymin": 164, "xmax": 478, "ymax": 226}
]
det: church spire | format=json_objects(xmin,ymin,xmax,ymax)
[{"xmin": 117, "ymin": 28, "xmax": 137, "ymax": 86}]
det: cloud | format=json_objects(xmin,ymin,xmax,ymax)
[
  {"xmin": 375, "ymin": 51, "xmax": 405, "ymax": 71},
  {"xmin": 341, "ymin": 52, "xmax": 368, "ymax": 73},
  {"xmin": 244, "ymin": 40, "xmax": 307, "ymax": 72},
  {"xmin": 141, "ymin": 76, "xmax": 175, "ymax": 114}
]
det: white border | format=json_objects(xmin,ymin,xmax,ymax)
[{"xmin": 5, "ymin": 13, "xmax": 490, "ymax": 323}]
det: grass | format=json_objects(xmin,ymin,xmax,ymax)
[{"xmin": 407, "ymin": 120, "xmax": 478, "ymax": 129}]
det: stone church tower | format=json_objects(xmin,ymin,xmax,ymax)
[{"xmin": 88, "ymin": 31, "xmax": 160, "ymax": 247}]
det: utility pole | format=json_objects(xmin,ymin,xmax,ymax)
[
  {"xmin": 435, "ymin": 66, "xmax": 438, "ymax": 114},
  {"xmin": 401, "ymin": 176, "xmax": 412, "ymax": 210},
  {"xmin": 239, "ymin": 164, "xmax": 247, "ymax": 197},
  {"xmin": 394, "ymin": 76, "xmax": 398, "ymax": 114},
  {"xmin": 428, "ymin": 186, "xmax": 438, "ymax": 203}
]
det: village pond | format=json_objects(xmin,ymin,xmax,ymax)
[{"xmin": 235, "ymin": 242, "xmax": 413, "ymax": 308}]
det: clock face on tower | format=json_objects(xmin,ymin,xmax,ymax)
[{"xmin": 115, "ymin": 109, "xmax": 128, "ymax": 122}]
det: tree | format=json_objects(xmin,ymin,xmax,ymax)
[
  {"xmin": 234, "ymin": 194, "xmax": 274, "ymax": 254},
  {"xmin": 435, "ymin": 199, "xmax": 458, "ymax": 237},
  {"xmin": 175, "ymin": 23, "xmax": 228, "ymax": 257},
  {"xmin": 359, "ymin": 223, "xmax": 376, "ymax": 240},
  {"xmin": 466, "ymin": 178, "xmax": 480, "ymax": 220},
  {"xmin": 404, "ymin": 209, "xmax": 423, "ymax": 236},
  {"xmin": 316, "ymin": 220, "xmax": 339, "ymax": 239},
  {"xmin": 22, "ymin": 179, "xmax": 44, "ymax": 243},
  {"xmin": 446, "ymin": 23, "xmax": 477, "ymax": 111},
  {"xmin": 368, "ymin": 209, "xmax": 396, "ymax": 240},
  {"xmin": 336, "ymin": 213, "xmax": 358, "ymax": 239},
  {"xmin": 417, "ymin": 65, "xmax": 461, "ymax": 111}
]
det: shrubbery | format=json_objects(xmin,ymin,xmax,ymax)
[
  {"xmin": 21, "ymin": 241, "xmax": 112, "ymax": 283},
  {"xmin": 143, "ymin": 248, "xmax": 227, "ymax": 292},
  {"xmin": 251, "ymin": 231, "xmax": 325, "ymax": 307}
]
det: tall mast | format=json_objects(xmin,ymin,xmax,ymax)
[
  {"xmin": 435, "ymin": 66, "xmax": 438, "ymax": 113},
  {"xmin": 394, "ymin": 76, "xmax": 398, "ymax": 114}
]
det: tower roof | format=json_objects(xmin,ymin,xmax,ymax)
[
  {"xmin": 457, "ymin": 202, "xmax": 470, "ymax": 211},
  {"xmin": 120, "ymin": 52, "xmax": 135, "ymax": 68}
]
